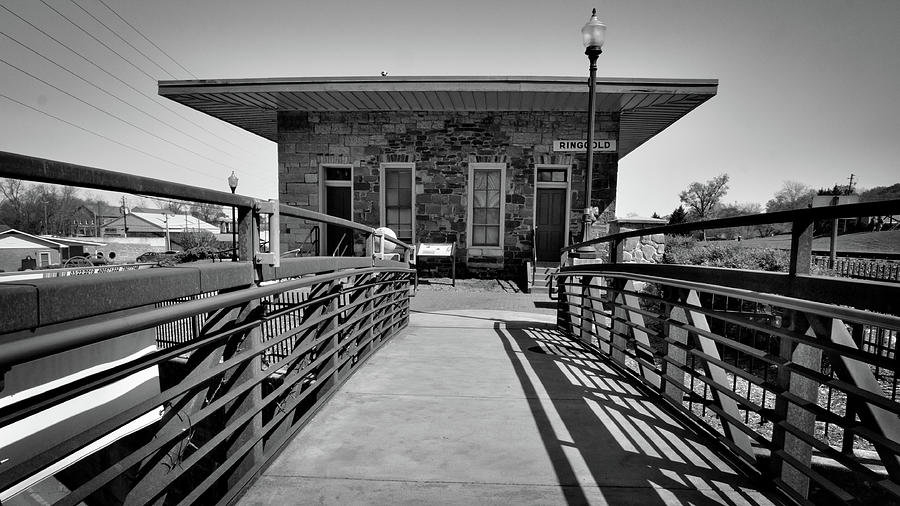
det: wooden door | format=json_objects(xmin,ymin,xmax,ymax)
[
  {"xmin": 535, "ymin": 188, "xmax": 566, "ymax": 261},
  {"xmin": 325, "ymin": 186, "xmax": 352, "ymax": 256}
]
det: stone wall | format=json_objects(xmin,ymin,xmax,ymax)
[
  {"xmin": 610, "ymin": 218, "xmax": 666, "ymax": 264},
  {"xmin": 278, "ymin": 110, "xmax": 619, "ymax": 277}
]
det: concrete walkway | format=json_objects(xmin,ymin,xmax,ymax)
[{"xmin": 240, "ymin": 298, "xmax": 783, "ymax": 505}]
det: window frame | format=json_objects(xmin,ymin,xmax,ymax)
[
  {"xmin": 318, "ymin": 163, "xmax": 354, "ymax": 255},
  {"xmin": 466, "ymin": 162, "xmax": 506, "ymax": 251},
  {"xmin": 38, "ymin": 251, "xmax": 52, "ymax": 267},
  {"xmin": 379, "ymin": 162, "xmax": 416, "ymax": 244}
]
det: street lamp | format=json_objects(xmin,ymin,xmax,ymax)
[
  {"xmin": 575, "ymin": 8, "xmax": 606, "ymax": 257},
  {"xmin": 228, "ymin": 171, "xmax": 239, "ymax": 261}
]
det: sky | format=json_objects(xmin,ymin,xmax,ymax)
[{"xmin": 1, "ymin": 0, "xmax": 898, "ymax": 216}]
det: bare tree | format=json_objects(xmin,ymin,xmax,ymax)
[
  {"xmin": 766, "ymin": 180, "xmax": 816, "ymax": 213},
  {"xmin": 679, "ymin": 173, "xmax": 730, "ymax": 220},
  {"xmin": 679, "ymin": 173, "xmax": 730, "ymax": 241},
  {"xmin": 0, "ymin": 178, "xmax": 27, "ymax": 229},
  {"xmin": 190, "ymin": 202, "xmax": 226, "ymax": 225}
]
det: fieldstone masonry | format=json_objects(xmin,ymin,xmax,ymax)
[
  {"xmin": 610, "ymin": 217, "xmax": 667, "ymax": 264},
  {"xmin": 278, "ymin": 110, "xmax": 619, "ymax": 277}
]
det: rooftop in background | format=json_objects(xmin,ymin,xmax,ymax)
[{"xmin": 158, "ymin": 75, "xmax": 718, "ymax": 159}]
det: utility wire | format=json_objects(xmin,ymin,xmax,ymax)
[
  {"xmin": 95, "ymin": 0, "xmax": 198, "ymax": 79},
  {"xmin": 69, "ymin": 0, "xmax": 177, "ymax": 79},
  {"xmin": 0, "ymin": 30, "xmax": 248, "ymax": 174},
  {"xmin": 0, "ymin": 92, "xmax": 211, "ymax": 178},
  {"xmin": 0, "ymin": 2, "xmax": 259, "ymax": 163},
  {"xmin": 0, "ymin": 56, "xmax": 228, "ymax": 177},
  {"xmin": 37, "ymin": 0, "xmax": 157, "ymax": 81}
]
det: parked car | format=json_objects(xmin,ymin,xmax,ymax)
[{"xmin": 136, "ymin": 250, "xmax": 179, "ymax": 263}]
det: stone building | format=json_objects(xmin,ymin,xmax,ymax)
[{"xmin": 159, "ymin": 76, "xmax": 717, "ymax": 277}]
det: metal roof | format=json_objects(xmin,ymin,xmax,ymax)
[{"xmin": 159, "ymin": 76, "xmax": 718, "ymax": 159}]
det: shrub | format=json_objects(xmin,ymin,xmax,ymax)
[{"xmin": 663, "ymin": 238, "xmax": 789, "ymax": 272}]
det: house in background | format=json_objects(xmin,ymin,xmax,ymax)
[
  {"xmin": 102, "ymin": 211, "xmax": 222, "ymax": 246},
  {"xmin": 0, "ymin": 229, "xmax": 67, "ymax": 271},
  {"xmin": 160, "ymin": 76, "xmax": 718, "ymax": 276},
  {"xmin": 72, "ymin": 203, "xmax": 122, "ymax": 237},
  {"xmin": 0, "ymin": 229, "xmax": 112, "ymax": 271}
]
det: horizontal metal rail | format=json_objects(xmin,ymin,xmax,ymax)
[
  {"xmin": 0, "ymin": 150, "xmax": 254, "ymax": 208},
  {"xmin": 0, "ymin": 150, "xmax": 414, "ymax": 263},
  {"xmin": 0, "ymin": 260, "xmax": 412, "ymax": 504},
  {"xmin": 556, "ymin": 269, "xmax": 900, "ymax": 504},
  {"xmin": 557, "ymin": 198, "xmax": 900, "ymax": 503},
  {"xmin": 0, "ymin": 151, "xmax": 416, "ymax": 505},
  {"xmin": 561, "ymin": 198, "xmax": 900, "ymax": 255}
]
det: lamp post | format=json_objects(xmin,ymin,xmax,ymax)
[
  {"xmin": 575, "ymin": 8, "xmax": 606, "ymax": 257},
  {"xmin": 228, "ymin": 171, "xmax": 239, "ymax": 261}
]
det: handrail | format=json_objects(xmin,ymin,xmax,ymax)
[
  {"xmin": 1, "ymin": 150, "xmax": 414, "ymax": 262},
  {"xmin": 0, "ymin": 261, "xmax": 412, "ymax": 503},
  {"xmin": 561, "ymin": 198, "xmax": 900, "ymax": 254},
  {"xmin": 556, "ymin": 197, "xmax": 900, "ymax": 504},
  {"xmin": 555, "ymin": 266, "xmax": 900, "ymax": 503},
  {"xmin": 0, "ymin": 150, "xmax": 417, "ymax": 505},
  {"xmin": 0, "ymin": 150, "xmax": 253, "ymax": 208}
]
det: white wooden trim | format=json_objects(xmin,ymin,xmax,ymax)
[
  {"xmin": 533, "ymin": 164, "xmax": 572, "ymax": 251},
  {"xmin": 466, "ymin": 163, "xmax": 506, "ymax": 252},
  {"xmin": 379, "ymin": 162, "xmax": 416, "ymax": 242},
  {"xmin": 319, "ymin": 164, "xmax": 354, "ymax": 255}
]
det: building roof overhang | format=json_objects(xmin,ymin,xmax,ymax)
[{"xmin": 159, "ymin": 75, "xmax": 718, "ymax": 159}]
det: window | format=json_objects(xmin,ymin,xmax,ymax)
[
  {"xmin": 380, "ymin": 164, "xmax": 415, "ymax": 243},
  {"xmin": 39, "ymin": 251, "xmax": 51, "ymax": 267},
  {"xmin": 537, "ymin": 168, "xmax": 567, "ymax": 182},
  {"xmin": 468, "ymin": 163, "xmax": 506, "ymax": 248}
]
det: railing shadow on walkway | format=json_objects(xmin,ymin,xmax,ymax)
[
  {"xmin": 399, "ymin": 307, "xmax": 784, "ymax": 505},
  {"xmin": 492, "ymin": 317, "xmax": 785, "ymax": 506}
]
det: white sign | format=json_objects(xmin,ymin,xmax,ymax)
[
  {"xmin": 812, "ymin": 195, "xmax": 859, "ymax": 207},
  {"xmin": 417, "ymin": 243, "xmax": 454, "ymax": 257},
  {"xmin": 553, "ymin": 139, "xmax": 617, "ymax": 152}
]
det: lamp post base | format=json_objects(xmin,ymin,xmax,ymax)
[{"xmin": 572, "ymin": 207, "xmax": 599, "ymax": 259}]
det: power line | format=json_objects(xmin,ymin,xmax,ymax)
[
  {"xmin": 0, "ymin": 92, "xmax": 211, "ymax": 178},
  {"xmin": 69, "ymin": 0, "xmax": 177, "ymax": 79},
  {"xmin": 0, "ymin": 56, "xmax": 229, "ymax": 176},
  {"xmin": 36, "ymin": 0, "xmax": 157, "ymax": 81},
  {"xmin": 0, "ymin": 2, "xmax": 260, "ymax": 164},
  {"xmin": 0, "ymin": 30, "xmax": 249, "ymax": 173},
  {"xmin": 95, "ymin": 0, "xmax": 198, "ymax": 79}
]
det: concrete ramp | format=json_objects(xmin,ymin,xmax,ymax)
[{"xmin": 239, "ymin": 310, "xmax": 782, "ymax": 505}]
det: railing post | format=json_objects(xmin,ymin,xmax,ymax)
[
  {"xmin": 237, "ymin": 204, "xmax": 256, "ymax": 265},
  {"xmin": 609, "ymin": 238, "xmax": 620, "ymax": 264},
  {"xmin": 663, "ymin": 288, "xmax": 689, "ymax": 404},
  {"xmin": 556, "ymin": 274, "xmax": 573, "ymax": 334},
  {"xmin": 609, "ymin": 278, "xmax": 629, "ymax": 367},
  {"xmin": 789, "ymin": 217, "xmax": 813, "ymax": 276},
  {"xmin": 580, "ymin": 275, "xmax": 593, "ymax": 345},
  {"xmin": 769, "ymin": 311, "xmax": 822, "ymax": 499}
]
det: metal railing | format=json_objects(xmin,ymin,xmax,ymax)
[
  {"xmin": 811, "ymin": 254, "xmax": 900, "ymax": 283},
  {"xmin": 556, "ymin": 199, "xmax": 900, "ymax": 504},
  {"xmin": 0, "ymin": 152, "xmax": 414, "ymax": 505}
]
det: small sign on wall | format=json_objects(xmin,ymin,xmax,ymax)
[
  {"xmin": 552, "ymin": 139, "xmax": 617, "ymax": 152},
  {"xmin": 417, "ymin": 243, "xmax": 454, "ymax": 256}
]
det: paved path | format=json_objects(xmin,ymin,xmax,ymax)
[{"xmin": 239, "ymin": 291, "xmax": 783, "ymax": 505}]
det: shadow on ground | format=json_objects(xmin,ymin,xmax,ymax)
[{"xmin": 493, "ymin": 318, "xmax": 784, "ymax": 506}]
